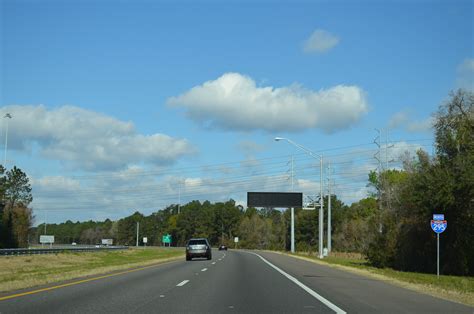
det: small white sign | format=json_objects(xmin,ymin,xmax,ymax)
[
  {"xmin": 40, "ymin": 235, "xmax": 55, "ymax": 244},
  {"xmin": 101, "ymin": 239, "xmax": 113, "ymax": 245},
  {"xmin": 234, "ymin": 237, "xmax": 239, "ymax": 243},
  {"xmin": 433, "ymin": 214, "xmax": 444, "ymax": 221},
  {"xmin": 143, "ymin": 237, "xmax": 148, "ymax": 244}
]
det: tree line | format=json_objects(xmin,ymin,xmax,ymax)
[{"xmin": 32, "ymin": 196, "xmax": 369, "ymax": 250}]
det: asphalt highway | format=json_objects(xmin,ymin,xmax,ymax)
[{"xmin": 0, "ymin": 250, "xmax": 471, "ymax": 313}]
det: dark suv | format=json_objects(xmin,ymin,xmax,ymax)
[{"xmin": 186, "ymin": 238, "xmax": 212, "ymax": 261}]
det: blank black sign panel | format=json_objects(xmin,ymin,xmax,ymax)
[{"xmin": 247, "ymin": 192, "xmax": 303, "ymax": 207}]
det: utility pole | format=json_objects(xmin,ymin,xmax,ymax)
[
  {"xmin": 327, "ymin": 161, "xmax": 332, "ymax": 253},
  {"xmin": 374, "ymin": 129, "xmax": 382, "ymax": 199},
  {"xmin": 44, "ymin": 211, "xmax": 47, "ymax": 235},
  {"xmin": 319, "ymin": 154, "xmax": 324, "ymax": 259},
  {"xmin": 178, "ymin": 180, "xmax": 181, "ymax": 214},
  {"xmin": 374, "ymin": 129, "xmax": 383, "ymax": 233},
  {"xmin": 3, "ymin": 113, "xmax": 12, "ymax": 167},
  {"xmin": 136, "ymin": 222, "xmax": 139, "ymax": 247},
  {"xmin": 385, "ymin": 129, "xmax": 394, "ymax": 211}
]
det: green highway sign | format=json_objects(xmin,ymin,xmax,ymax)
[{"xmin": 162, "ymin": 234, "xmax": 172, "ymax": 244}]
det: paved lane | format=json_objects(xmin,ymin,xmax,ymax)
[
  {"xmin": 0, "ymin": 250, "xmax": 472, "ymax": 313},
  {"xmin": 256, "ymin": 251, "xmax": 472, "ymax": 314}
]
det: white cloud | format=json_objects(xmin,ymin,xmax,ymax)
[
  {"xmin": 388, "ymin": 111, "xmax": 433, "ymax": 134},
  {"xmin": 406, "ymin": 117, "xmax": 434, "ymax": 133},
  {"xmin": 389, "ymin": 141, "xmax": 425, "ymax": 160},
  {"xmin": 0, "ymin": 105, "xmax": 196, "ymax": 171},
  {"xmin": 388, "ymin": 111, "xmax": 409, "ymax": 129},
  {"xmin": 30, "ymin": 170, "xmax": 292, "ymax": 222},
  {"xmin": 303, "ymin": 29, "xmax": 339, "ymax": 53},
  {"xmin": 31, "ymin": 167, "xmax": 166, "ymax": 222},
  {"xmin": 167, "ymin": 73, "xmax": 368, "ymax": 133},
  {"xmin": 238, "ymin": 140, "xmax": 266, "ymax": 156},
  {"xmin": 32, "ymin": 176, "xmax": 81, "ymax": 197},
  {"xmin": 456, "ymin": 58, "xmax": 474, "ymax": 91}
]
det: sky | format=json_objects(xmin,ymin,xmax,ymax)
[{"xmin": 1, "ymin": 0, "xmax": 473, "ymax": 225}]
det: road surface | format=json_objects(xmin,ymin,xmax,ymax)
[{"xmin": 0, "ymin": 250, "xmax": 471, "ymax": 313}]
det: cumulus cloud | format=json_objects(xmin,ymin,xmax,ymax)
[
  {"xmin": 389, "ymin": 141, "xmax": 425, "ymax": 160},
  {"xmin": 388, "ymin": 111, "xmax": 409, "ymax": 129},
  {"xmin": 31, "ymin": 167, "xmax": 166, "ymax": 222},
  {"xmin": 456, "ymin": 58, "xmax": 474, "ymax": 91},
  {"xmin": 0, "ymin": 105, "xmax": 195, "ymax": 171},
  {"xmin": 238, "ymin": 140, "xmax": 266, "ymax": 156},
  {"xmin": 303, "ymin": 29, "xmax": 339, "ymax": 53},
  {"xmin": 388, "ymin": 111, "xmax": 433, "ymax": 133},
  {"xmin": 167, "ymin": 73, "xmax": 368, "ymax": 133},
  {"xmin": 31, "ymin": 169, "xmax": 295, "ymax": 222},
  {"xmin": 406, "ymin": 117, "xmax": 434, "ymax": 133}
]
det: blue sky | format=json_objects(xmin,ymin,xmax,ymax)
[{"xmin": 1, "ymin": 0, "xmax": 473, "ymax": 224}]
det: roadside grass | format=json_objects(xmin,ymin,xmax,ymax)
[
  {"xmin": 0, "ymin": 247, "xmax": 183, "ymax": 293},
  {"xmin": 287, "ymin": 251, "xmax": 474, "ymax": 307}
]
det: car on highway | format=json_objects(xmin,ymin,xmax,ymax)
[
  {"xmin": 186, "ymin": 238, "xmax": 212, "ymax": 261},
  {"xmin": 218, "ymin": 244, "xmax": 227, "ymax": 251}
]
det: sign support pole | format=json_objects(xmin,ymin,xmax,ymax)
[
  {"xmin": 136, "ymin": 222, "xmax": 139, "ymax": 247},
  {"xmin": 291, "ymin": 207, "xmax": 295, "ymax": 253},
  {"xmin": 437, "ymin": 233, "xmax": 439, "ymax": 278}
]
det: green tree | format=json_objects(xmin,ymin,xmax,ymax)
[
  {"xmin": 117, "ymin": 211, "xmax": 144, "ymax": 245},
  {"xmin": 4, "ymin": 166, "xmax": 33, "ymax": 208},
  {"xmin": 238, "ymin": 213, "xmax": 277, "ymax": 249},
  {"xmin": 333, "ymin": 197, "xmax": 375, "ymax": 253},
  {"xmin": 0, "ymin": 166, "xmax": 33, "ymax": 248}
]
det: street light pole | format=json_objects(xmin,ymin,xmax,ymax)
[
  {"xmin": 3, "ymin": 113, "xmax": 12, "ymax": 167},
  {"xmin": 275, "ymin": 137, "xmax": 324, "ymax": 259},
  {"xmin": 290, "ymin": 156, "xmax": 295, "ymax": 253},
  {"xmin": 327, "ymin": 161, "xmax": 332, "ymax": 253}
]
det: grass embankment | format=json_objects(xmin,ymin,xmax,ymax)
[
  {"xmin": 0, "ymin": 247, "xmax": 183, "ymax": 293},
  {"xmin": 286, "ymin": 251, "xmax": 474, "ymax": 307}
]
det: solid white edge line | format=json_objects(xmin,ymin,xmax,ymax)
[
  {"xmin": 248, "ymin": 252, "xmax": 346, "ymax": 314},
  {"xmin": 176, "ymin": 280, "xmax": 189, "ymax": 287}
]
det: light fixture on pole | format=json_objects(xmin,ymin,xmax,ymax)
[
  {"xmin": 274, "ymin": 137, "xmax": 324, "ymax": 259},
  {"xmin": 3, "ymin": 113, "xmax": 12, "ymax": 167}
]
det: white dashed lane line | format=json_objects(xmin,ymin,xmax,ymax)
[
  {"xmin": 201, "ymin": 268, "xmax": 208, "ymax": 272},
  {"xmin": 176, "ymin": 280, "xmax": 189, "ymax": 287},
  {"xmin": 211, "ymin": 262, "xmax": 216, "ymax": 265}
]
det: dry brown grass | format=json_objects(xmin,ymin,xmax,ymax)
[{"xmin": 0, "ymin": 248, "xmax": 183, "ymax": 293}]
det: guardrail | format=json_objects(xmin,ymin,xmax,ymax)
[{"xmin": 0, "ymin": 246, "xmax": 129, "ymax": 256}]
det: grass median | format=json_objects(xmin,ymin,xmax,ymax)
[
  {"xmin": 0, "ymin": 247, "xmax": 184, "ymax": 293},
  {"xmin": 284, "ymin": 251, "xmax": 474, "ymax": 307}
]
